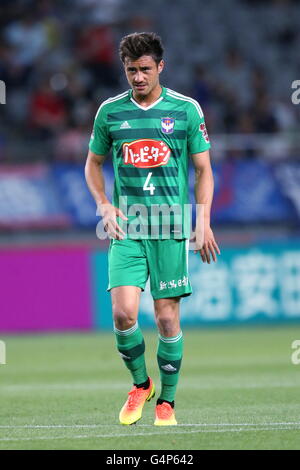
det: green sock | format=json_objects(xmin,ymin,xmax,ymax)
[
  {"xmin": 157, "ymin": 331, "xmax": 183, "ymax": 403},
  {"xmin": 114, "ymin": 322, "xmax": 148, "ymax": 385}
]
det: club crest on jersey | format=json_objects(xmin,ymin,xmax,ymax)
[
  {"xmin": 123, "ymin": 139, "xmax": 171, "ymax": 168},
  {"xmin": 161, "ymin": 117, "xmax": 175, "ymax": 134}
]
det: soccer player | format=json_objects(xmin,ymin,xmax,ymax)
[{"xmin": 85, "ymin": 32, "xmax": 220, "ymax": 426}]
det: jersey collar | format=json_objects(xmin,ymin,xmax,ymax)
[{"xmin": 130, "ymin": 86, "xmax": 166, "ymax": 111}]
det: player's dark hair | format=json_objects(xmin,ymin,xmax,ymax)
[{"xmin": 119, "ymin": 32, "xmax": 164, "ymax": 65}]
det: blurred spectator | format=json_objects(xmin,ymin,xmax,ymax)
[
  {"xmin": 220, "ymin": 91, "xmax": 242, "ymax": 134},
  {"xmin": 0, "ymin": 39, "xmax": 31, "ymax": 89},
  {"xmin": 54, "ymin": 122, "xmax": 90, "ymax": 162},
  {"xmin": 251, "ymin": 66, "xmax": 268, "ymax": 99},
  {"xmin": 0, "ymin": 133, "xmax": 7, "ymax": 163},
  {"xmin": 4, "ymin": 12, "xmax": 48, "ymax": 86},
  {"xmin": 252, "ymin": 91, "xmax": 279, "ymax": 133},
  {"xmin": 192, "ymin": 65, "xmax": 213, "ymax": 109},
  {"xmin": 38, "ymin": 0, "xmax": 63, "ymax": 51},
  {"xmin": 76, "ymin": 22, "xmax": 119, "ymax": 88},
  {"xmin": 54, "ymin": 98, "xmax": 93, "ymax": 162},
  {"xmin": 29, "ymin": 79, "xmax": 67, "ymax": 138},
  {"xmin": 0, "ymin": 0, "xmax": 299, "ymax": 164},
  {"xmin": 75, "ymin": 0, "xmax": 125, "ymax": 24},
  {"xmin": 0, "ymin": 41, "xmax": 11, "ymax": 85},
  {"xmin": 238, "ymin": 110, "xmax": 256, "ymax": 134},
  {"xmin": 216, "ymin": 47, "xmax": 252, "ymax": 108},
  {"xmin": 127, "ymin": 15, "xmax": 155, "ymax": 33}
]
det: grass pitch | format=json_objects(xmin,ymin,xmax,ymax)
[{"xmin": 0, "ymin": 325, "xmax": 300, "ymax": 450}]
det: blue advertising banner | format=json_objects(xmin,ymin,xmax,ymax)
[
  {"xmin": 51, "ymin": 160, "xmax": 299, "ymax": 228},
  {"xmin": 210, "ymin": 160, "xmax": 296, "ymax": 223},
  {"xmin": 0, "ymin": 164, "xmax": 70, "ymax": 229},
  {"xmin": 91, "ymin": 243, "xmax": 300, "ymax": 328},
  {"xmin": 0, "ymin": 160, "xmax": 299, "ymax": 230},
  {"xmin": 52, "ymin": 163, "xmax": 115, "ymax": 227},
  {"xmin": 274, "ymin": 162, "xmax": 300, "ymax": 220}
]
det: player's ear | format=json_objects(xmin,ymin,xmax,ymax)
[{"xmin": 158, "ymin": 60, "xmax": 164, "ymax": 74}]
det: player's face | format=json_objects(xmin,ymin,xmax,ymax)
[{"xmin": 124, "ymin": 55, "xmax": 164, "ymax": 98}]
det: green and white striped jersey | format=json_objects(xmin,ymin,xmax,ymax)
[{"xmin": 89, "ymin": 86, "xmax": 210, "ymax": 239}]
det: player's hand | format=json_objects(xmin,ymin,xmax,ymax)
[
  {"xmin": 193, "ymin": 225, "xmax": 220, "ymax": 263},
  {"xmin": 97, "ymin": 202, "xmax": 128, "ymax": 239}
]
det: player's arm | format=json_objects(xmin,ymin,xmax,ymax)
[
  {"xmin": 191, "ymin": 150, "xmax": 220, "ymax": 263},
  {"xmin": 85, "ymin": 150, "xmax": 109, "ymax": 206},
  {"xmin": 85, "ymin": 150, "xmax": 127, "ymax": 239}
]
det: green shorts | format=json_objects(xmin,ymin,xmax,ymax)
[{"xmin": 107, "ymin": 238, "xmax": 192, "ymax": 300}]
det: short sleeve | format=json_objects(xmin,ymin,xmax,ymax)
[
  {"xmin": 89, "ymin": 104, "xmax": 112, "ymax": 155},
  {"xmin": 187, "ymin": 101, "xmax": 211, "ymax": 154}
]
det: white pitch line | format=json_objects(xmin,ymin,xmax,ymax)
[
  {"xmin": 0, "ymin": 426, "xmax": 299, "ymax": 443},
  {"xmin": 0, "ymin": 422, "xmax": 300, "ymax": 429}
]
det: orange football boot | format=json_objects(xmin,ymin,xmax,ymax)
[
  {"xmin": 119, "ymin": 377, "xmax": 155, "ymax": 425},
  {"xmin": 154, "ymin": 401, "xmax": 177, "ymax": 426}
]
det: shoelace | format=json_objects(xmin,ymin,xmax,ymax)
[
  {"xmin": 156, "ymin": 403, "xmax": 172, "ymax": 419},
  {"xmin": 127, "ymin": 387, "xmax": 146, "ymax": 410}
]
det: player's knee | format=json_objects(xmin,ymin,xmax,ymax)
[
  {"xmin": 112, "ymin": 304, "xmax": 136, "ymax": 330},
  {"xmin": 155, "ymin": 312, "xmax": 178, "ymax": 336},
  {"xmin": 155, "ymin": 298, "xmax": 180, "ymax": 335}
]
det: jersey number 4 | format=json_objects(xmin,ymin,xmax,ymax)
[{"xmin": 143, "ymin": 172, "xmax": 156, "ymax": 195}]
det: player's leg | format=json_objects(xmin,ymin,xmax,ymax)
[
  {"xmin": 111, "ymin": 285, "xmax": 148, "ymax": 386},
  {"xmin": 146, "ymin": 238, "xmax": 192, "ymax": 425},
  {"xmin": 153, "ymin": 296, "xmax": 182, "ymax": 425},
  {"xmin": 112, "ymin": 285, "xmax": 155, "ymax": 425},
  {"xmin": 107, "ymin": 239, "xmax": 155, "ymax": 424}
]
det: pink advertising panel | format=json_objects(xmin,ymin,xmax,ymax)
[{"xmin": 0, "ymin": 246, "xmax": 92, "ymax": 332}]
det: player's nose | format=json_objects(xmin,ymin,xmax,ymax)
[{"xmin": 134, "ymin": 71, "xmax": 144, "ymax": 83}]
